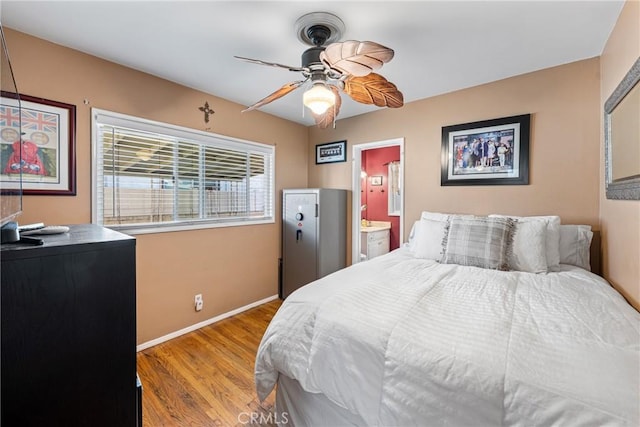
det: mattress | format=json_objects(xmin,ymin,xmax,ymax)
[{"xmin": 255, "ymin": 247, "xmax": 640, "ymax": 426}]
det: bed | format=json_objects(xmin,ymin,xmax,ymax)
[{"xmin": 255, "ymin": 213, "xmax": 639, "ymax": 426}]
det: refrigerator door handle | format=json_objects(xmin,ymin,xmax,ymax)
[{"xmin": 296, "ymin": 229, "xmax": 302, "ymax": 241}]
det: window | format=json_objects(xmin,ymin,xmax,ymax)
[
  {"xmin": 92, "ymin": 109, "xmax": 274, "ymax": 234},
  {"xmin": 388, "ymin": 161, "xmax": 401, "ymax": 216}
]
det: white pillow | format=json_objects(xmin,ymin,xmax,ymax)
[
  {"xmin": 407, "ymin": 221, "xmax": 419, "ymax": 247},
  {"xmin": 490, "ymin": 214, "xmax": 561, "ymax": 268},
  {"xmin": 411, "ymin": 219, "xmax": 447, "ymax": 260},
  {"xmin": 559, "ymin": 225, "xmax": 593, "ymax": 271},
  {"xmin": 421, "ymin": 210, "xmax": 475, "ymax": 222},
  {"xmin": 420, "ymin": 211, "xmax": 454, "ymax": 222},
  {"xmin": 510, "ymin": 220, "xmax": 548, "ymax": 273}
]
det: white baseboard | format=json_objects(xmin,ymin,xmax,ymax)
[{"xmin": 136, "ymin": 294, "xmax": 279, "ymax": 352}]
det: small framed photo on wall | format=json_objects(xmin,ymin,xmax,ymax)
[
  {"xmin": 370, "ymin": 176, "xmax": 383, "ymax": 186},
  {"xmin": 316, "ymin": 140, "xmax": 347, "ymax": 164}
]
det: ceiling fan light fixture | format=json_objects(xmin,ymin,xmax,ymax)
[{"xmin": 303, "ymin": 82, "xmax": 335, "ymax": 115}]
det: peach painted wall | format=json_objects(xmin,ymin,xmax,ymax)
[
  {"xmin": 599, "ymin": 0, "xmax": 640, "ymax": 310},
  {"xmin": 309, "ymin": 58, "xmax": 601, "ymax": 263},
  {"xmin": 3, "ymin": 29, "xmax": 309, "ymax": 344}
]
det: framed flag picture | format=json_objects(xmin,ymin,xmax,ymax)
[{"xmin": 0, "ymin": 93, "xmax": 76, "ymax": 195}]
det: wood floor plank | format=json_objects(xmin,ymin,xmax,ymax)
[
  {"xmin": 137, "ymin": 355, "xmax": 172, "ymax": 427},
  {"xmin": 152, "ymin": 343, "xmax": 237, "ymax": 426},
  {"xmin": 138, "ymin": 352, "xmax": 214, "ymax": 426},
  {"xmin": 189, "ymin": 334, "xmax": 256, "ymax": 395},
  {"xmin": 158, "ymin": 336, "xmax": 249, "ymax": 425},
  {"xmin": 137, "ymin": 299, "xmax": 281, "ymax": 426}
]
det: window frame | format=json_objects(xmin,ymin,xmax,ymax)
[{"xmin": 91, "ymin": 108, "xmax": 275, "ymax": 235}]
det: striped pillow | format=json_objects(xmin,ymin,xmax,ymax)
[{"xmin": 442, "ymin": 216, "xmax": 515, "ymax": 271}]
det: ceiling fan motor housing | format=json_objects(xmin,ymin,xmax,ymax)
[
  {"xmin": 307, "ymin": 24, "xmax": 330, "ymax": 46},
  {"xmin": 301, "ymin": 46, "xmax": 324, "ymax": 68}
]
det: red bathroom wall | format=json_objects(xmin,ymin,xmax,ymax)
[{"xmin": 362, "ymin": 146, "xmax": 401, "ymax": 250}]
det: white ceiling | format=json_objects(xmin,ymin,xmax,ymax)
[{"xmin": 1, "ymin": 1, "xmax": 624, "ymax": 126}]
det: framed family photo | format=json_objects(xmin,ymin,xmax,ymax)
[
  {"xmin": 441, "ymin": 114, "xmax": 530, "ymax": 186},
  {"xmin": 316, "ymin": 140, "xmax": 346, "ymax": 164},
  {"xmin": 0, "ymin": 93, "xmax": 76, "ymax": 195}
]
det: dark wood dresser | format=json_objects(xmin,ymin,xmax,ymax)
[{"xmin": 1, "ymin": 224, "xmax": 138, "ymax": 426}]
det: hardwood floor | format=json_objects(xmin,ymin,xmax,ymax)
[{"xmin": 137, "ymin": 299, "xmax": 282, "ymax": 426}]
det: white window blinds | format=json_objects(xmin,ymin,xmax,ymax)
[{"xmin": 92, "ymin": 109, "xmax": 274, "ymax": 233}]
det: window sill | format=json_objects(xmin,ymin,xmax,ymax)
[{"xmin": 101, "ymin": 218, "xmax": 275, "ymax": 236}]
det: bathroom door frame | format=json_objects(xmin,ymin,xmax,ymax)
[{"xmin": 351, "ymin": 137, "xmax": 405, "ymax": 265}]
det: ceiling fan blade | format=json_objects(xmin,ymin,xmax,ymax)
[
  {"xmin": 320, "ymin": 41, "xmax": 395, "ymax": 77},
  {"xmin": 343, "ymin": 73, "xmax": 404, "ymax": 108},
  {"xmin": 313, "ymin": 86, "xmax": 342, "ymax": 129},
  {"xmin": 242, "ymin": 80, "xmax": 307, "ymax": 113},
  {"xmin": 234, "ymin": 56, "xmax": 307, "ymax": 73}
]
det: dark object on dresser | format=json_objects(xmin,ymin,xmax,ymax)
[{"xmin": 1, "ymin": 224, "xmax": 138, "ymax": 427}]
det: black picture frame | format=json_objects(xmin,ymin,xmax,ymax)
[
  {"xmin": 316, "ymin": 140, "xmax": 347, "ymax": 164},
  {"xmin": 0, "ymin": 92, "xmax": 76, "ymax": 195},
  {"xmin": 441, "ymin": 114, "xmax": 530, "ymax": 186}
]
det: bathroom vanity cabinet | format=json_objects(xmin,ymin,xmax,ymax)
[{"xmin": 360, "ymin": 221, "xmax": 391, "ymax": 260}]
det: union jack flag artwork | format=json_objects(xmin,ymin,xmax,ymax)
[
  {"xmin": 0, "ymin": 106, "xmax": 21, "ymax": 128},
  {"xmin": 22, "ymin": 109, "xmax": 58, "ymax": 133}
]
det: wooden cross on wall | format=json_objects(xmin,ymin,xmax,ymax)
[{"xmin": 198, "ymin": 101, "xmax": 214, "ymax": 123}]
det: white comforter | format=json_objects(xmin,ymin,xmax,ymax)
[{"xmin": 256, "ymin": 248, "xmax": 640, "ymax": 426}]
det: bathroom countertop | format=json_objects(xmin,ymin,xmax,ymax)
[{"xmin": 361, "ymin": 221, "xmax": 391, "ymax": 232}]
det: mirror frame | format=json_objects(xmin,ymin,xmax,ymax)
[{"xmin": 604, "ymin": 57, "xmax": 640, "ymax": 200}]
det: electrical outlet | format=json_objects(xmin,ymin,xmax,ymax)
[{"xmin": 194, "ymin": 294, "xmax": 203, "ymax": 312}]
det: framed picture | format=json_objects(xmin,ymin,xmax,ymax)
[
  {"xmin": 371, "ymin": 176, "xmax": 383, "ymax": 186},
  {"xmin": 441, "ymin": 114, "xmax": 530, "ymax": 186},
  {"xmin": 316, "ymin": 140, "xmax": 346, "ymax": 164},
  {"xmin": 0, "ymin": 93, "xmax": 76, "ymax": 195}
]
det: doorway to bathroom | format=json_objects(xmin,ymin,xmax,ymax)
[{"xmin": 351, "ymin": 138, "xmax": 404, "ymax": 264}]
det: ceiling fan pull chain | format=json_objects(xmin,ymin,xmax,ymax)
[{"xmin": 332, "ymin": 103, "xmax": 337, "ymax": 129}]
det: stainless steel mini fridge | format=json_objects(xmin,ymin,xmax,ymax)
[{"xmin": 280, "ymin": 188, "xmax": 347, "ymax": 299}]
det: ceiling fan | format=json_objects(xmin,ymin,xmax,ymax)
[{"xmin": 235, "ymin": 12, "xmax": 404, "ymax": 128}]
